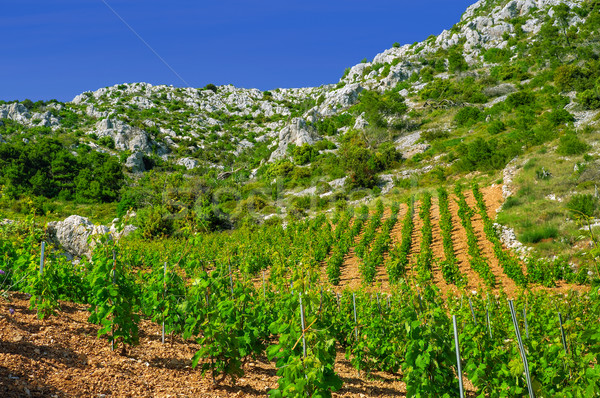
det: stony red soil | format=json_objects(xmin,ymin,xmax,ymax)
[{"xmin": 0, "ymin": 294, "xmax": 417, "ymax": 398}]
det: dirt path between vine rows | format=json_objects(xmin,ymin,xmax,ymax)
[
  {"xmin": 447, "ymin": 193, "xmax": 488, "ymax": 293},
  {"xmin": 463, "ymin": 189, "xmax": 521, "ymax": 297},
  {"xmin": 406, "ymin": 200, "xmax": 423, "ymax": 286}
]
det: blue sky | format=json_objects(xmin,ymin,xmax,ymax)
[{"xmin": 1, "ymin": 0, "xmax": 475, "ymax": 102}]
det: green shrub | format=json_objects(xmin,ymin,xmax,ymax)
[
  {"xmin": 519, "ymin": 225, "xmax": 558, "ymax": 244},
  {"xmin": 567, "ymin": 194, "xmax": 598, "ymax": 218},
  {"xmin": 505, "ymin": 91, "xmax": 536, "ymax": 108},
  {"xmin": 546, "ymin": 109, "xmax": 574, "ymax": 126},
  {"xmin": 487, "ymin": 120, "xmax": 506, "ymax": 135},
  {"xmin": 98, "ymin": 136, "xmax": 115, "ymax": 149},
  {"xmin": 502, "ymin": 196, "xmax": 520, "ymax": 209},
  {"xmin": 288, "ymin": 144, "xmax": 318, "ymax": 165},
  {"xmin": 314, "ymin": 140, "xmax": 337, "ymax": 151},
  {"xmin": 577, "ymin": 89, "xmax": 600, "ymax": 109},
  {"xmin": 204, "ymin": 84, "xmax": 218, "ymax": 93},
  {"xmin": 136, "ymin": 205, "xmax": 174, "ymax": 239},
  {"xmin": 557, "ymin": 132, "xmax": 589, "ymax": 155},
  {"xmin": 454, "ymin": 106, "xmax": 483, "ymax": 127},
  {"xmin": 448, "ymin": 47, "xmax": 467, "ymax": 73},
  {"xmin": 421, "ymin": 129, "xmax": 450, "ymax": 142},
  {"xmin": 483, "ymin": 48, "xmax": 513, "ymax": 63}
]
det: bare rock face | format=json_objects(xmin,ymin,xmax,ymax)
[
  {"xmin": 269, "ymin": 118, "xmax": 321, "ymax": 161},
  {"xmin": 0, "ymin": 103, "xmax": 31, "ymax": 124},
  {"xmin": 46, "ymin": 215, "xmax": 138, "ymax": 259},
  {"xmin": 125, "ymin": 152, "xmax": 146, "ymax": 173},
  {"xmin": 176, "ymin": 157, "xmax": 199, "ymax": 170},
  {"xmin": 318, "ymin": 84, "xmax": 363, "ymax": 116},
  {"xmin": 395, "ymin": 131, "xmax": 430, "ymax": 159},
  {"xmin": 94, "ymin": 118, "xmax": 153, "ymax": 153},
  {"xmin": 46, "ymin": 215, "xmax": 111, "ymax": 259}
]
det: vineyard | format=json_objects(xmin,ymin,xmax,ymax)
[{"xmin": 1, "ymin": 184, "xmax": 599, "ymax": 397}]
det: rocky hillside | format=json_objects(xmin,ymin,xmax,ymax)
[{"xmin": 0, "ymin": 0, "xmax": 599, "ymax": 264}]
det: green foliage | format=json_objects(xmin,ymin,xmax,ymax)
[
  {"xmin": 98, "ymin": 135, "xmax": 115, "ymax": 149},
  {"xmin": 487, "ymin": 120, "xmax": 506, "ymax": 135},
  {"xmin": 419, "ymin": 77, "xmax": 487, "ymax": 103},
  {"xmin": 567, "ymin": 194, "xmax": 598, "ymax": 218},
  {"xmin": 454, "ymin": 137, "xmax": 520, "ymax": 172},
  {"xmin": 505, "ymin": 91, "xmax": 536, "ymax": 109},
  {"xmin": 491, "ymin": 61, "xmax": 531, "ymax": 81},
  {"xmin": 557, "ymin": 132, "xmax": 589, "ymax": 155},
  {"xmin": 288, "ymin": 144, "xmax": 319, "ymax": 165},
  {"xmin": 483, "ymin": 47, "xmax": 513, "ymax": 63},
  {"xmin": 87, "ymin": 243, "xmax": 140, "ymax": 352},
  {"xmin": 136, "ymin": 205, "xmax": 174, "ymax": 239},
  {"xmin": 204, "ymin": 83, "xmax": 218, "ymax": 93},
  {"xmin": 545, "ymin": 109, "xmax": 574, "ymax": 126},
  {"xmin": 454, "ymin": 106, "xmax": 483, "ymax": 127},
  {"xmin": 268, "ymin": 293, "xmax": 342, "ymax": 397},
  {"xmin": 448, "ymin": 46, "xmax": 467, "ymax": 73},
  {"xmin": 519, "ymin": 225, "xmax": 559, "ymax": 244},
  {"xmin": 577, "ymin": 89, "xmax": 600, "ymax": 110},
  {"xmin": 0, "ymin": 138, "xmax": 124, "ymax": 203},
  {"xmin": 356, "ymin": 88, "xmax": 407, "ymax": 128}
]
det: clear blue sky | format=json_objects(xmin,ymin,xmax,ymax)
[{"xmin": 1, "ymin": 0, "xmax": 475, "ymax": 102}]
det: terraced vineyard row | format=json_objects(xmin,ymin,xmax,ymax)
[{"xmin": 328, "ymin": 185, "xmax": 588, "ymax": 294}]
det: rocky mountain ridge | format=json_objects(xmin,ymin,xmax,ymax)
[{"xmin": 0, "ymin": 0, "xmax": 594, "ymax": 176}]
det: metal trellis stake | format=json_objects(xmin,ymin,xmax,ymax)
[
  {"xmin": 40, "ymin": 241, "xmax": 45, "ymax": 274},
  {"xmin": 468, "ymin": 297, "xmax": 477, "ymax": 324},
  {"xmin": 453, "ymin": 315, "xmax": 465, "ymax": 398},
  {"xmin": 558, "ymin": 312, "xmax": 568, "ymax": 354},
  {"xmin": 162, "ymin": 262, "xmax": 167, "ymax": 344},
  {"xmin": 509, "ymin": 300, "xmax": 535, "ymax": 398},
  {"xmin": 352, "ymin": 293, "xmax": 358, "ymax": 340},
  {"xmin": 299, "ymin": 293, "xmax": 307, "ymax": 359}
]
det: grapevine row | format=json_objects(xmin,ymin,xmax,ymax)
[
  {"xmin": 471, "ymin": 184, "xmax": 528, "ymax": 288},
  {"xmin": 326, "ymin": 205, "xmax": 369, "ymax": 285},
  {"xmin": 359, "ymin": 202, "xmax": 400, "ymax": 284},
  {"xmin": 437, "ymin": 187, "xmax": 465, "ymax": 286},
  {"xmin": 454, "ymin": 185, "xmax": 496, "ymax": 287},
  {"xmin": 386, "ymin": 198, "xmax": 415, "ymax": 283},
  {"xmin": 354, "ymin": 200, "xmax": 385, "ymax": 259},
  {"xmin": 416, "ymin": 192, "xmax": 433, "ymax": 282}
]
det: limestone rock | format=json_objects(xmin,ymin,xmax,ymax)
[
  {"xmin": 125, "ymin": 152, "xmax": 146, "ymax": 173},
  {"xmin": 94, "ymin": 118, "xmax": 153, "ymax": 153},
  {"xmin": 353, "ymin": 113, "xmax": 369, "ymax": 130},
  {"xmin": 46, "ymin": 215, "xmax": 110, "ymax": 258},
  {"xmin": 318, "ymin": 84, "xmax": 363, "ymax": 116},
  {"xmin": 269, "ymin": 118, "xmax": 321, "ymax": 161},
  {"xmin": 395, "ymin": 131, "xmax": 430, "ymax": 159},
  {"xmin": 176, "ymin": 157, "xmax": 199, "ymax": 170},
  {"xmin": 0, "ymin": 103, "xmax": 30, "ymax": 123}
]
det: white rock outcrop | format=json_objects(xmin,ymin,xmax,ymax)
[
  {"xmin": 94, "ymin": 118, "xmax": 153, "ymax": 153},
  {"xmin": 125, "ymin": 152, "xmax": 146, "ymax": 173},
  {"xmin": 46, "ymin": 215, "xmax": 137, "ymax": 259},
  {"xmin": 318, "ymin": 84, "xmax": 363, "ymax": 116},
  {"xmin": 269, "ymin": 118, "xmax": 321, "ymax": 161},
  {"xmin": 46, "ymin": 216, "xmax": 110, "ymax": 258},
  {"xmin": 177, "ymin": 157, "xmax": 199, "ymax": 170}
]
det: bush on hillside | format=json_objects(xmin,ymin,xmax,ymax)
[
  {"xmin": 454, "ymin": 106, "xmax": 483, "ymax": 127},
  {"xmin": 557, "ymin": 132, "xmax": 589, "ymax": 155},
  {"xmin": 567, "ymin": 194, "xmax": 598, "ymax": 218}
]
